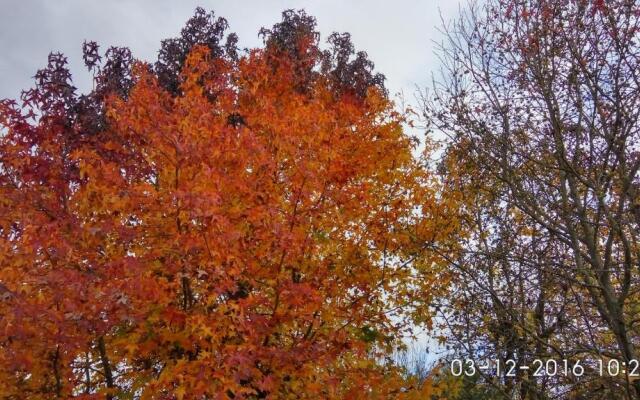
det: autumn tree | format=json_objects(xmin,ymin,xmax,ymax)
[
  {"xmin": 0, "ymin": 8, "xmax": 450, "ymax": 399},
  {"xmin": 425, "ymin": 0, "xmax": 640, "ymax": 398}
]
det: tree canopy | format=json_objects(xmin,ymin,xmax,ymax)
[
  {"xmin": 0, "ymin": 8, "xmax": 454, "ymax": 400},
  {"xmin": 3, "ymin": 2, "xmax": 640, "ymax": 399}
]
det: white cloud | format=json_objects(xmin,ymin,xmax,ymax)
[{"xmin": 0, "ymin": 0, "xmax": 461, "ymax": 104}]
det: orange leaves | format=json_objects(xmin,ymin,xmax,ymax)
[{"xmin": 0, "ymin": 11, "xmax": 458, "ymax": 398}]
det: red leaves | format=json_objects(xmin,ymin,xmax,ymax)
[
  {"xmin": 593, "ymin": 0, "xmax": 607, "ymax": 14},
  {"xmin": 0, "ymin": 9, "xmax": 447, "ymax": 399}
]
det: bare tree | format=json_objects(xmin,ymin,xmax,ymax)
[{"xmin": 425, "ymin": 0, "xmax": 640, "ymax": 398}]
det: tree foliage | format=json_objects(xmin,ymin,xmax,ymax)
[
  {"xmin": 426, "ymin": 0, "xmax": 640, "ymax": 398},
  {"xmin": 0, "ymin": 8, "xmax": 451, "ymax": 400}
]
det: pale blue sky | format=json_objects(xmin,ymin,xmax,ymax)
[{"xmin": 0, "ymin": 0, "xmax": 461, "ymax": 103}]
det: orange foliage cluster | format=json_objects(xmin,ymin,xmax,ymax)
[{"xmin": 0, "ymin": 16, "xmax": 454, "ymax": 397}]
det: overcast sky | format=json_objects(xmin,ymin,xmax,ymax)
[
  {"xmin": 0, "ymin": 0, "xmax": 462, "ymax": 105},
  {"xmin": 0, "ymin": 0, "xmax": 461, "ymax": 351}
]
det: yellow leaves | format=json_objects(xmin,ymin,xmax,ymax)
[
  {"xmin": 175, "ymin": 385, "xmax": 187, "ymax": 400},
  {"xmin": 197, "ymin": 323, "xmax": 215, "ymax": 339}
]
